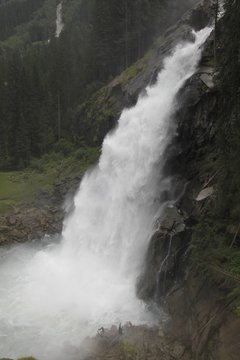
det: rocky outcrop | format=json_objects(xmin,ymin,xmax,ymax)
[
  {"xmin": 137, "ymin": 206, "xmax": 189, "ymax": 301},
  {"xmin": 136, "ymin": 12, "xmax": 240, "ymax": 360},
  {"xmin": 0, "ymin": 206, "xmax": 62, "ymax": 243},
  {"xmin": 80, "ymin": 3, "xmax": 239, "ymax": 357},
  {"xmin": 72, "ymin": 0, "xmax": 216, "ymax": 147},
  {"xmin": 0, "ymin": 176, "xmax": 81, "ymax": 244},
  {"xmin": 136, "ymin": 20, "xmax": 217, "ymax": 299},
  {"xmin": 77, "ymin": 324, "xmax": 191, "ymax": 360}
]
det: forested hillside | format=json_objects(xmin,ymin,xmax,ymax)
[
  {"xmin": 0, "ymin": 0, "xmax": 44, "ymax": 41},
  {"xmin": 0, "ymin": 0, "xmax": 196, "ymax": 169},
  {"xmin": 0, "ymin": 0, "xmax": 56, "ymax": 44},
  {"xmin": 1, "ymin": 1, "xmax": 240, "ymax": 359}
]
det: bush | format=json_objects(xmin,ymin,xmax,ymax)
[{"xmin": 52, "ymin": 139, "xmax": 75, "ymax": 156}]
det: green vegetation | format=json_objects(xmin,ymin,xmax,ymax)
[
  {"xmin": 0, "ymin": 145, "xmax": 99, "ymax": 214},
  {"xmin": 0, "ymin": 0, "xmax": 192, "ymax": 217},
  {"xmin": 191, "ymin": 0, "xmax": 240, "ymax": 313},
  {"xmin": 120, "ymin": 59, "xmax": 145, "ymax": 86},
  {"xmin": 0, "ymin": 0, "xmax": 195, "ymax": 170},
  {"xmin": 0, "ymin": 0, "xmax": 56, "ymax": 47},
  {"xmin": 123, "ymin": 341, "xmax": 138, "ymax": 357},
  {"xmin": 72, "ymin": 86, "xmax": 117, "ymax": 146},
  {"xmin": 0, "ymin": 0, "xmax": 45, "ymax": 42},
  {"xmin": 18, "ymin": 357, "xmax": 37, "ymax": 360}
]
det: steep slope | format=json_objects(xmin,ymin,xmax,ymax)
[
  {"xmin": 0, "ymin": 0, "xmax": 212, "ymax": 242},
  {"xmin": 0, "ymin": 0, "xmax": 240, "ymax": 358},
  {"xmin": 57, "ymin": 1, "xmax": 240, "ymax": 359},
  {"xmin": 0, "ymin": 0, "xmax": 55, "ymax": 45},
  {"xmin": 0, "ymin": 5, "xmax": 213, "ymax": 360},
  {"xmin": 137, "ymin": 2, "xmax": 240, "ymax": 359},
  {"xmin": 0, "ymin": 0, "xmax": 199, "ymax": 169}
]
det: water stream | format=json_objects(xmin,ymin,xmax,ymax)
[
  {"xmin": 55, "ymin": 2, "xmax": 64, "ymax": 38},
  {"xmin": 0, "ymin": 27, "xmax": 211, "ymax": 360}
]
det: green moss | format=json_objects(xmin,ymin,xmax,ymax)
[
  {"xmin": 120, "ymin": 60, "xmax": 144, "ymax": 86},
  {"xmin": 124, "ymin": 63, "xmax": 140, "ymax": 80},
  {"xmin": 18, "ymin": 357, "xmax": 37, "ymax": 360},
  {"xmin": 123, "ymin": 341, "xmax": 137, "ymax": 357},
  {"xmin": 0, "ymin": 146, "xmax": 100, "ymax": 214}
]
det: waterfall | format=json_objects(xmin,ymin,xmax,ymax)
[
  {"xmin": 0, "ymin": 27, "xmax": 212, "ymax": 360},
  {"xmin": 55, "ymin": 2, "xmax": 64, "ymax": 38}
]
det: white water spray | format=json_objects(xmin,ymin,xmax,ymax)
[
  {"xmin": 55, "ymin": 2, "xmax": 64, "ymax": 38},
  {"xmin": 0, "ymin": 27, "xmax": 211, "ymax": 359}
]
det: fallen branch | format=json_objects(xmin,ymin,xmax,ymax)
[{"xmin": 203, "ymin": 168, "xmax": 222, "ymax": 189}]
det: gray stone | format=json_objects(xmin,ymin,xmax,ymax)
[
  {"xmin": 196, "ymin": 186, "xmax": 214, "ymax": 201},
  {"xmin": 200, "ymin": 72, "xmax": 215, "ymax": 89}
]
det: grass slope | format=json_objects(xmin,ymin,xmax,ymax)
[{"xmin": 0, "ymin": 146, "xmax": 99, "ymax": 214}]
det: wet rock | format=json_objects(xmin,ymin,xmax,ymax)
[
  {"xmin": 80, "ymin": 324, "xmax": 190, "ymax": 360},
  {"xmin": 181, "ymin": 0, "xmax": 215, "ymax": 30},
  {"xmin": 137, "ymin": 204, "xmax": 190, "ymax": 301},
  {"xmin": 195, "ymin": 186, "xmax": 214, "ymax": 201},
  {"xmin": 200, "ymin": 72, "xmax": 214, "ymax": 89},
  {"xmin": 158, "ymin": 206, "xmax": 186, "ymax": 234},
  {"xmin": 139, "ymin": 11, "xmax": 240, "ymax": 360},
  {"xmin": 7, "ymin": 215, "xmax": 17, "ymax": 226}
]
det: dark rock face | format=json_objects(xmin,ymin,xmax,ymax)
[
  {"xmin": 136, "ymin": 23, "xmax": 217, "ymax": 299},
  {"xmin": 137, "ymin": 206, "xmax": 189, "ymax": 301},
  {"xmin": 183, "ymin": 0, "xmax": 215, "ymax": 30},
  {"xmin": 136, "ymin": 19, "xmax": 240, "ymax": 360}
]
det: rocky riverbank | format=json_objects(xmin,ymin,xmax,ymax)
[
  {"xmin": 0, "ymin": 324, "xmax": 190, "ymax": 360},
  {"xmin": 79, "ymin": 324, "xmax": 190, "ymax": 360},
  {"xmin": 0, "ymin": 176, "xmax": 81, "ymax": 244}
]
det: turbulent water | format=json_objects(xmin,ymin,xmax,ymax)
[{"xmin": 0, "ymin": 27, "xmax": 211, "ymax": 359}]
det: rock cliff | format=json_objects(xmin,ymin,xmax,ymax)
[
  {"xmin": 1, "ymin": 1, "xmax": 239, "ymax": 359},
  {"xmin": 73, "ymin": 1, "xmax": 240, "ymax": 358}
]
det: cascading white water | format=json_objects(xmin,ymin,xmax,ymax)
[
  {"xmin": 0, "ymin": 27, "xmax": 211, "ymax": 360},
  {"xmin": 55, "ymin": 2, "xmax": 64, "ymax": 38}
]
